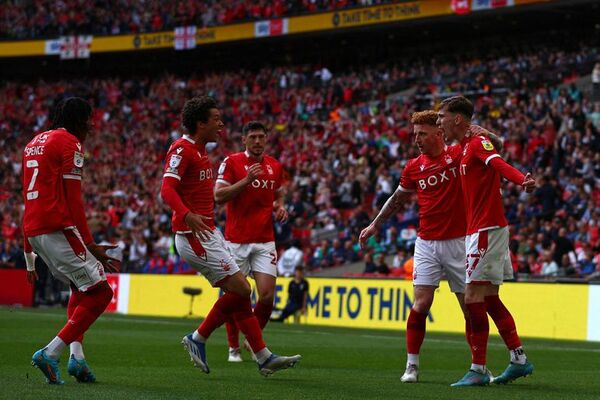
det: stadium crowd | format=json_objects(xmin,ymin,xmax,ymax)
[
  {"xmin": 0, "ymin": 0, "xmax": 394, "ymax": 39},
  {"xmin": 1, "ymin": 37, "xmax": 599, "ymax": 283}
]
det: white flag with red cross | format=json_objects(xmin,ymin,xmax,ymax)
[
  {"xmin": 59, "ymin": 35, "xmax": 92, "ymax": 59},
  {"xmin": 174, "ymin": 26, "xmax": 197, "ymax": 50}
]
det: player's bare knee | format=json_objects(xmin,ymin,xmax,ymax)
[
  {"xmin": 413, "ymin": 297, "xmax": 433, "ymax": 314},
  {"xmin": 232, "ymin": 275, "xmax": 252, "ymax": 297},
  {"xmin": 258, "ymin": 290, "xmax": 274, "ymax": 305}
]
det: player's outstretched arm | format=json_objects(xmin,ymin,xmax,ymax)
[
  {"xmin": 214, "ymin": 163, "xmax": 263, "ymax": 204},
  {"xmin": 359, "ymin": 187, "xmax": 410, "ymax": 249},
  {"xmin": 488, "ymin": 157, "xmax": 536, "ymax": 192}
]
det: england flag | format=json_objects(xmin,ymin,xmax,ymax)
[
  {"xmin": 59, "ymin": 35, "xmax": 93, "ymax": 59},
  {"xmin": 174, "ymin": 26, "xmax": 197, "ymax": 50}
]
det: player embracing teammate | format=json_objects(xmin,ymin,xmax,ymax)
[
  {"xmin": 437, "ymin": 96, "xmax": 535, "ymax": 386},
  {"xmin": 362, "ymin": 99, "xmax": 535, "ymax": 386}
]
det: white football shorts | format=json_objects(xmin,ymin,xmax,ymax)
[
  {"xmin": 28, "ymin": 227, "xmax": 106, "ymax": 292},
  {"xmin": 226, "ymin": 241, "xmax": 277, "ymax": 278},
  {"xmin": 175, "ymin": 229, "xmax": 240, "ymax": 287},
  {"xmin": 413, "ymin": 236, "xmax": 466, "ymax": 293},
  {"xmin": 465, "ymin": 227, "xmax": 513, "ymax": 285}
]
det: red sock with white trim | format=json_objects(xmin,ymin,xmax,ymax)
[
  {"xmin": 466, "ymin": 302, "xmax": 488, "ymax": 372},
  {"xmin": 406, "ymin": 309, "xmax": 427, "ymax": 366},
  {"xmin": 197, "ymin": 292, "xmax": 239, "ymax": 340},
  {"xmin": 57, "ymin": 282, "xmax": 113, "ymax": 345},
  {"xmin": 485, "ymin": 295, "xmax": 527, "ymax": 364}
]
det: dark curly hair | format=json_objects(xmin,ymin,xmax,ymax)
[
  {"xmin": 181, "ymin": 96, "xmax": 218, "ymax": 133},
  {"xmin": 51, "ymin": 97, "xmax": 92, "ymax": 137}
]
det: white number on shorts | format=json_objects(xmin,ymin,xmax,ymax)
[{"xmin": 26, "ymin": 160, "xmax": 40, "ymax": 200}]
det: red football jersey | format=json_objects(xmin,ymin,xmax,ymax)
[
  {"xmin": 217, "ymin": 151, "xmax": 283, "ymax": 243},
  {"xmin": 162, "ymin": 135, "xmax": 215, "ymax": 233},
  {"xmin": 399, "ymin": 145, "xmax": 466, "ymax": 240},
  {"xmin": 22, "ymin": 128, "xmax": 85, "ymax": 237},
  {"xmin": 459, "ymin": 135, "xmax": 507, "ymax": 234}
]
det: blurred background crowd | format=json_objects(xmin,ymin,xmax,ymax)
[
  {"xmin": 1, "ymin": 2, "xmax": 599, "ymax": 307},
  {"xmin": 1, "ymin": 0, "xmax": 394, "ymax": 39}
]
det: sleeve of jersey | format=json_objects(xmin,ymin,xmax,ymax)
[
  {"xmin": 398, "ymin": 162, "xmax": 416, "ymax": 192},
  {"xmin": 488, "ymin": 157, "xmax": 526, "ymax": 185},
  {"xmin": 472, "ymin": 136, "xmax": 502, "ymax": 166},
  {"xmin": 161, "ymin": 149, "xmax": 190, "ymax": 217},
  {"xmin": 60, "ymin": 137, "xmax": 84, "ymax": 181},
  {"xmin": 61, "ymin": 138, "xmax": 93, "ymax": 244},
  {"xmin": 216, "ymin": 156, "xmax": 233, "ymax": 186}
]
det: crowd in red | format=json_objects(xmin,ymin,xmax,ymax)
[
  {"xmin": 1, "ymin": 37, "xmax": 598, "ymax": 281},
  {"xmin": 1, "ymin": 0, "xmax": 393, "ymax": 39}
]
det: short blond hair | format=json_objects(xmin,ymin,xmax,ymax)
[{"xmin": 411, "ymin": 110, "xmax": 438, "ymax": 126}]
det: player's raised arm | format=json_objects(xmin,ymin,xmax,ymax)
[
  {"xmin": 214, "ymin": 160, "xmax": 263, "ymax": 205},
  {"xmin": 359, "ymin": 186, "xmax": 411, "ymax": 249}
]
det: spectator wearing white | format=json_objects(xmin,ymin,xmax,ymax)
[{"xmin": 278, "ymin": 241, "xmax": 304, "ymax": 277}]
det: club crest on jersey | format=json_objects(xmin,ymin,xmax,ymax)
[
  {"xmin": 266, "ymin": 165, "xmax": 273, "ymax": 175},
  {"xmin": 169, "ymin": 154, "xmax": 182, "ymax": 168},
  {"xmin": 481, "ymin": 140, "xmax": 494, "ymax": 151},
  {"xmin": 445, "ymin": 155, "xmax": 453, "ymax": 164},
  {"xmin": 73, "ymin": 151, "xmax": 84, "ymax": 168}
]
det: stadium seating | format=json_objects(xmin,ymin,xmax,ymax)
[{"xmin": 0, "ymin": 36, "xmax": 598, "ymax": 280}]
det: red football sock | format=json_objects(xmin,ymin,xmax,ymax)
[
  {"xmin": 197, "ymin": 292, "xmax": 240, "ymax": 339},
  {"xmin": 406, "ymin": 309, "xmax": 427, "ymax": 354},
  {"xmin": 466, "ymin": 302, "xmax": 489, "ymax": 366},
  {"xmin": 464, "ymin": 315, "xmax": 472, "ymax": 348},
  {"xmin": 67, "ymin": 287, "xmax": 84, "ymax": 343},
  {"xmin": 233, "ymin": 296, "xmax": 266, "ymax": 353},
  {"xmin": 253, "ymin": 300, "xmax": 273, "ymax": 330},
  {"xmin": 485, "ymin": 295, "xmax": 522, "ymax": 350},
  {"xmin": 225, "ymin": 318, "xmax": 240, "ymax": 349},
  {"xmin": 58, "ymin": 282, "xmax": 113, "ymax": 344}
]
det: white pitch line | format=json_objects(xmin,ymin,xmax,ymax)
[{"xmin": 4, "ymin": 309, "xmax": 599, "ymax": 353}]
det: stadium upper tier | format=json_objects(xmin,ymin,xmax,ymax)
[{"xmin": 0, "ymin": 0, "xmax": 398, "ymax": 40}]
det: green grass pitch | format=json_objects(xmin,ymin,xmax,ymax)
[{"xmin": 1, "ymin": 307, "xmax": 599, "ymax": 400}]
